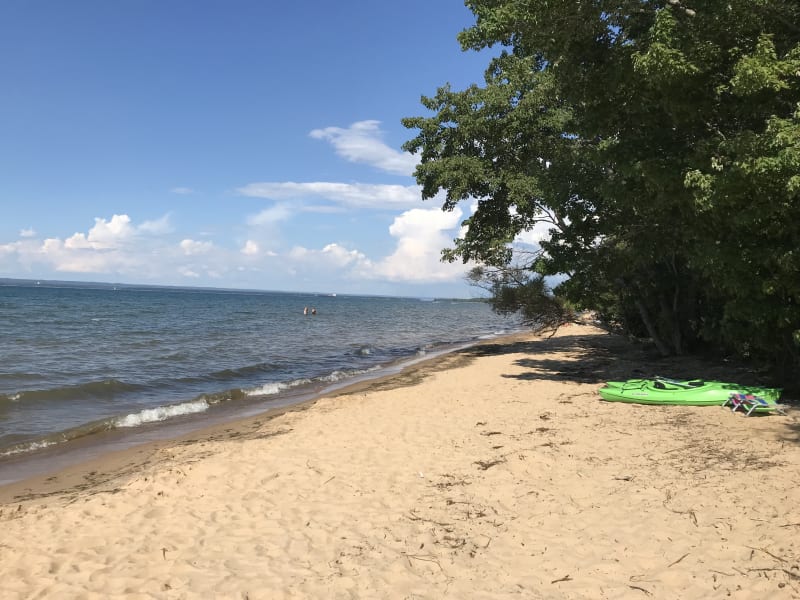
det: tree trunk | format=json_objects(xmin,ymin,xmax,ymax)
[
  {"xmin": 635, "ymin": 298, "xmax": 672, "ymax": 357},
  {"xmin": 658, "ymin": 289, "xmax": 683, "ymax": 355}
]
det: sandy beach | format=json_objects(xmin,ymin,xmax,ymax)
[{"xmin": 1, "ymin": 322, "xmax": 799, "ymax": 599}]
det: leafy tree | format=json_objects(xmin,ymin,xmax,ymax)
[
  {"xmin": 403, "ymin": 1, "xmax": 800, "ymax": 382},
  {"xmin": 466, "ymin": 256, "xmax": 575, "ymax": 334}
]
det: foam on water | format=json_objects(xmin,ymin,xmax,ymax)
[
  {"xmin": 0, "ymin": 439, "xmax": 58, "ymax": 457},
  {"xmin": 115, "ymin": 399, "xmax": 209, "ymax": 428},
  {"xmin": 320, "ymin": 365, "xmax": 381, "ymax": 383},
  {"xmin": 245, "ymin": 378, "xmax": 311, "ymax": 396},
  {"xmin": 246, "ymin": 382, "xmax": 288, "ymax": 396}
]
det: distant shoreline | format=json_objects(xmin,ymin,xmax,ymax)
[{"xmin": 0, "ymin": 276, "xmax": 487, "ymax": 302}]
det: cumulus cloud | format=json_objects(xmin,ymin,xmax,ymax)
[
  {"xmin": 40, "ymin": 234, "xmax": 142, "ymax": 274},
  {"xmin": 0, "ymin": 205, "xmax": 475, "ymax": 290},
  {"xmin": 309, "ymin": 120, "xmax": 417, "ymax": 176},
  {"xmin": 0, "ymin": 214, "xmax": 181, "ymax": 277},
  {"xmin": 62, "ymin": 215, "xmax": 135, "ymax": 250},
  {"xmin": 171, "ymin": 187, "xmax": 194, "ymax": 195},
  {"xmin": 19, "ymin": 228, "xmax": 36, "ymax": 238},
  {"xmin": 289, "ymin": 243, "xmax": 372, "ymax": 270},
  {"xmin": 368, "ymin": 207, "xmax": 469, "ymax": 282}
]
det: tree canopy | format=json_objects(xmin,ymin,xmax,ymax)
[{"xmin": 403, "ymin": 0, "xmax": 800, "ymax": 383}]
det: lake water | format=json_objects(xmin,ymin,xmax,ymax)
[{"xmin": 0, "ymin": 281, "xmax": 519, "ymax": 467}]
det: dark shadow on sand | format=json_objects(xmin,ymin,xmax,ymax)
[
  {"xmin": 464, "ymin": 331, "xmax": 657, "ymax": 385},
  {"xmin": 463, "ymin": 327, "xmax": 800, "ymax": 443},
  {"xmin": 463, "ymin": 327, "xmax": 800, "ymax": 444},
  {"xmin": 467, "ymin": 329, "xmax": 785, "ymax": 389}
]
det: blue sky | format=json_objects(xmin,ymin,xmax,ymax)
[{"xmin": 0, "ymin": 1, "xmax": 503, "ymax": 297}]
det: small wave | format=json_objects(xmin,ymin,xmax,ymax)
[
  {"xmin": 0, "ymin": 438, "xmax": 59, "ymax": 457},
  {"xmin": 0, "ymin": 397, "xmax": 221, "ymax": 457},
  {"xmin": 115, "ymin": 399, "xmax": 209, "ymax": 428},
  {"xmin": 245, "ymin": 378, "xmax": 312, "ymax": 397},
  {"xmin": 198, "ymin": 388, "xmax": 249, "ymax": 404},
  {"xmin": 247, "ymin": 382, "xmax": 288, "ymax": 396},
  {"xmin": 0, "ymin": 420, "xmax": 114, "ymax": 458},
  {"xmin": 319, "ymin": 365, "xmax": 381, "ymax": 383}
]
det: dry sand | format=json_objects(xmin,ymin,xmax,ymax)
[{"xmin": 1, "ymin": 323, "xmax": 799, "ymax": 599}]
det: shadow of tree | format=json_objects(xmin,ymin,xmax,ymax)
[
  {"xmin": 465, "ymin": 328, "xmax": 796, "ymax": 403},
  {"xmin": 778, "ymin": 419, "xmax": 800, "ymax": 444},
  {"xmin": 466, "ymin": 327, "xmax": 800, "ymax": 444},
  {"xmin": 465, "ymin": 331, "xmax": 656, "ymax": 384}
]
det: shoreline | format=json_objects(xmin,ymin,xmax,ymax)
[
  {"xmin": 2, "ymin": 323, "xmax": 799, "ymax": 598},
  {"xmin": 0, "ymin": 284, "xmax": 517, "ymax": 468},
  {"xmin": 0, "ymin": 330, "xmax": 522, "ymax": 490},
  {"xmin": 0, "ymin": 329, "xmax": 532, "ymax": 503}
]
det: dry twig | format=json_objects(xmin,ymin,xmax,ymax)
[
  {"xmin": 628, "ymin": 584, "xmax": 653, "ymax": 595},
  {"xmin": 668, "ymin": 552, "xmax": 690, "ymax": 567},
  {"xmin": 474, "ymin": 457, "xmax": 506, "ymax": 470}
]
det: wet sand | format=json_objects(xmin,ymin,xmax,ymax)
[{"xmin": 1, "ymin": 322, "xmax": 799, "ymax": 599}]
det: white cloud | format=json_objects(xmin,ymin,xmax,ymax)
[
  {"xmin": 300, "ymin": 204, "xmax": 346, "ymax": 214},
  {"xmin": 179, "ymin": 239, "xmax": 214, "ymax": 255},
  {"xmin": 369, "ymin": 207, "xmax": 468, "ymax": 282},
  {"xmin": 0, "ymin": 214, "xmax": 184, "ymax": 278},
  {"xmin": 289, "ymin": 243, "xmax": 372, "ymax": 270},
  {"xmin": 139, "ymin": 214, "xmax": 173, "ymax": 234},
  {"xmin": 179, "ymin": 266, "xmax": 200, "ymax": 278},
  {"xmin": 0, "ymin": 241, "xmax": 19, "ymax": 254},
  {"xmin": 238, "ymin": 181, "xmax": 423, "ymax": 210},
  {"xmin": 246, "ymin": 203, "xmax": 293, "ymax": 226},
  {"xmin": 0, "ymin": 206, "xmax": 475, "ymax": 291},
  {"xmin": 321, "ymin": 243, "xmax": 369, "ymax": 267},
  {"xmin": 515, "ymin": 221, "xmax": 555, "ymax": 245},
  {"xmin": 61, "ymin": 214, "xmax": 135, "ymax": 250},
  {"xmin": 238, "ymin": 121, "xmax": 426, "ymax": 218},
  {"xmin": 0, "ymin": 239, "xmax": 37, "ymax": 266},
  {"xmin": 2, "ymin": 111, "xmax": 479, "ymax": 293},
  {"xmin": 63, "ymin": 233, "xmax": 92, "ymax": 250},
  {"xmin": 40, "ymin": 234, "xmax": 142, "ymax": 274},
  {"xmin": 309, "ymin": 120, "xmax": 418, "ymax": 176},
  {"xmin": 241, "ymin": 240, "xmax": 259, "ymax": 255}
]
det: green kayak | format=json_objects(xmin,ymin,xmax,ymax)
[{"xmin": 598, "ymin": 377, "xmax": 782, "ymax": 407}]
